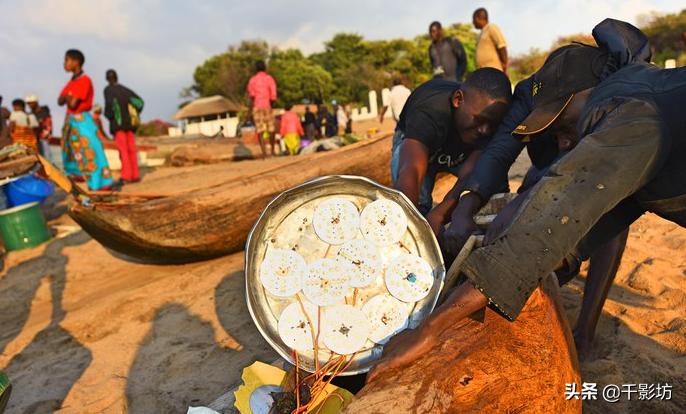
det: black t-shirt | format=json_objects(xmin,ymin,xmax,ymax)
[{"xmin": 396, "ymin": 78, "xmax": 474, "ymax": 168}]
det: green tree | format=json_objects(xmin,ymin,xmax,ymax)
[
  {"xmin": 191, "ymin": 40, "xmax": 269, "ymax": 103},
  {"xmin": 640, "ymin": 9, "xmax": 686, "ymax": 66},
  {"xmin": 269, "ymin": 49, "xmax": 334, "ymax": 107}
]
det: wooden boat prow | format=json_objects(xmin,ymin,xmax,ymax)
[
  {"xmin": 68, "ymin": 135, "xmax": 392, "ymax": 264},
  {"xmin": 343, "ymin": 274, "xmax": 581, "ymax": 413}
]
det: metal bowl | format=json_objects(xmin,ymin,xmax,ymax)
[{"xmin": 245, "ymin": 175, "xmax": 445, "ymax": 375}]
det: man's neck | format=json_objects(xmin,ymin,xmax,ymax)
[{"xmin": 71, "ymin": 70, "xmax": 83, "ymax": 80}]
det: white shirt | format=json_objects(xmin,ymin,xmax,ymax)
[
  {"xmin": 389, "ymin": 84, "xmax": 411, "ymax": 122},
  {"xmin": 9, "ymin": 111, "xmax": 38, "ymax": 128},
  {"xmin": 336, "ymin": 106, "xmax": 348, "ymax": 127}
]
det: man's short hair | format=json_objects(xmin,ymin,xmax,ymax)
[
  {"xmin": 473, "ymin": 8, "xmax": 488, "ymax": 20},
  {"xmin": 463, "ymin": 68, "xmax": 512, "ymax": 103},
  {"xmin": 12, "ymin": 99, "xmax": 25, "ymax": 108},
  {"xmin": 255, "ymin": 60, "xmax": 267, "ymax": 72},
  {"xmin": 106, "ymin": 69, "xmax": 118, "ymax": 82},
  {"xmin": 65, "ymin": 49, "xmax": 85, "ymax": 65},
  {"xmin": 429, "ymin": 21, "xmax": 442, "ymax": 31}
]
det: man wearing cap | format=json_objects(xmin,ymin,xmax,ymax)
[
  {"xmin": 26, "ymin": 95, "xmax": 53, "ymax": 161},
  {"xmin": 423, "ymin": 19, "xmax": 650, "ymax": 356},
  {"xmin": 369, "ymin": 19, "xmax": 686, "ymax": 379}
]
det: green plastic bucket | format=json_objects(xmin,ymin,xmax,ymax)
[
  {"xmin": 0, "ymin": 371, "xmax": 11, "ymax": 414},
  {"xmin": 0, "ymin": 202, "xmax": 51, "ymax": 251}
]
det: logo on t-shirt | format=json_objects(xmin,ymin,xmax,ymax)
[{"xmin": 436, "ymin": 152, "xmax": 466, "ymax": 168}]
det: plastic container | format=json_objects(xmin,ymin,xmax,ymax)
[
  {"xmin": 5, "ymin": 175, "xmax": 54, "ymax": 207},
  {"xmin": 0, "ymin": 202, "xmax": 51, "ymax": 251}
]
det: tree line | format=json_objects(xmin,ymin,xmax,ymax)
[{"xmin": 184, "ymin": 9, "xmax": 685, "ymax": 109}]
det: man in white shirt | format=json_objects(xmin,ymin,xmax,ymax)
[{"xmin": 379, "ymin": 78, "xmax": 411, "ymax": 124}]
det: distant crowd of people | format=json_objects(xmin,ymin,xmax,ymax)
[
  {"xmin": 0, "ymin": 49, "xmax": 144, "ymax": 191},
  {"xmin": 245, "ymin": 7, "xmax": 508, "ymax": 159},
  {"xmin": 0, "ymin": 8, "xmax": 509, "ymax": 183},
  {"xmin": 246, "ymin": 60, "xmax": 354, "ymax": 158}
]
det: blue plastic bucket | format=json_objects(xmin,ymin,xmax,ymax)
[{"xmin": 5, "ymin": 175, "xmax": 55, "ymax": 208}]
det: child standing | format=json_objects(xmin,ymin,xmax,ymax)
[
  {"xmin": 279, "ymin": 105, "xmax": 304, "ymax": 155},
  {"xmin": 9, "ymin": 99, "xmax": 38, "ymax": 151}
]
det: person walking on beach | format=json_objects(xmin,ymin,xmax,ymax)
[
  {"xmin": 473, "ymin": 8, "xmax": 509, "ymax": 73},
  {"xmin": 104, "ymin": 69, "xmax": 144, "ymax": 184},
  {"xmin": 58, "ymin": 49, "xmax": 113, "ymax": 190},
  {"xmin": 247, "ymin": 60, "xmax": 277, "ymax": 158},
  {"xmin": 379, "ymin": 77, "xmax": 411, "ymax": 125},
  {"xmin": 429, "ymin": 21, "xmax": 467, "ymax": 82}
]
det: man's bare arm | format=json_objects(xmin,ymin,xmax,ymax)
[
  {"xmin": 395, "ymin": 139, "xmax": 429, "ymax": 208},
  {"xmin": 367, "ymin": 282, "xmax": 487, "ymax": 382},
  {"xmin": 378, "ymin": 105, "xmax": 388, "ymax": 123},
  {"xmin": 498, "ymin": 47, "xmax": 509, "ymax": 72}
]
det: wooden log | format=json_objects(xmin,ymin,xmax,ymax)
[
  {"xmin": 0, "ymin": 155, "xmax": 38, "ymax": 180},
  {"xmin": 168, "ymin": 141, "xmax": 263, "ymax": 166},
  {"xmin": 343, "ymin": 274, "xmax": 581, "ymax": 414},
  {"xmin": 68, "ymin": 135, "xmax": 393, "ymax": 264}
]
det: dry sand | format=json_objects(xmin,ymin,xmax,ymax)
[{"xmin": 0, "ymin": 147, "xmax": 684, "ymax": 413}]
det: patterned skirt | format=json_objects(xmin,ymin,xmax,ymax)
[{"xmin": 62, "ymin": 112, "xmax": 113, "ymax": 191}]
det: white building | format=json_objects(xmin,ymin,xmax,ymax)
[{"xmin": 169, "ymin": 95, "xmax": 244, "ymax": 138}]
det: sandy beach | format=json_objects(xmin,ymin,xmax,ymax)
[{"xmin": 0, "ymin": 145, "xmax": 684, "ymax": 413}]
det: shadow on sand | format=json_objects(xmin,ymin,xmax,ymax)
[
  {"xmin": 561, "ymin": 278, "xmax": 686, "ymax": 414},
  {"xmin": 125, "ymin": 270, "xmax": 276, "ymax": 413},
  {"xmin": 0, "ymin": 231, "xmax": 92, "ymax": 413}
]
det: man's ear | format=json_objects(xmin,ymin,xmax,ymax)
[{"xmin": 452, "ymin": 90, "xmax": 464, "ymax": 109}]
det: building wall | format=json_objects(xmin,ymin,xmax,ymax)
[{"xmin": 169, "ymin": 117, "xmax": 239, "ymax": 138}]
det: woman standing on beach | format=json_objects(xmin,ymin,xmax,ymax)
[{"xmin": 58, "ymin": 49, "xmax": 113, "ymax": 191}]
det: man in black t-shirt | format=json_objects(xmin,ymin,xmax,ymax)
[
  {"xmin": 391, "ymin": 68, "xmax": 512, "ymax": 230},
  {"xmin": 104, "ymin": 69, "xmax": 144, "ymax": 184}
]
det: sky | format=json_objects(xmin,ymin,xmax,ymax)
[{"xmin": 0, "ymin": 0, "xmax": 683, "ymax": 127}]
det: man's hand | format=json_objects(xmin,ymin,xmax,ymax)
[
  {"xmin": 442, "ymin": 211, "xmax": 480, "ymax": 256},
  {"xmin": 440, "ymin": 192, "xmax": 482, "ymax": 257},
  {"xmin": 426, "ymin": 209, "xmax": 444, "ymax": 236},
  {"xmin": 367, "ymin": 326, "xmax": 437, "ymax": 383},
  {"xmin": 483, "ymin": 192, "xmax": 526, "ymax": 244}
]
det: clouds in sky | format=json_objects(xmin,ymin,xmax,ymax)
[{"xmin": 0, "ymin": 0, "xmax": 682, "ymax": 124}]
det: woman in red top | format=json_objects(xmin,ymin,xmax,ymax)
[{"xmin": 58, "ymin": 49, "xmax": 113, "ymax": 191}]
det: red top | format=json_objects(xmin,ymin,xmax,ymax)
[
  {"xmin": 279, "ymin": 110, "xmax": 304, "ymax": 136},
  {"xmin": 60, "ymin": 73, "xmax": 94, "ymax": 114},
  {"xmin": 247, "ymin": 71, "xmax": 277, "ymax": 110}
]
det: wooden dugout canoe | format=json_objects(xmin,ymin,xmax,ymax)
[
  {"xmin": 68, "ymin": 135, "xmax": 393, "ymax": 264},
  {"xmin": 343, "ymin": 274, "xmax": 581, "ymax": 414}
]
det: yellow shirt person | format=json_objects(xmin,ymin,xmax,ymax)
[{"xmin": 473, "ymin": 8, "xmax": 508, "ymax": 72}]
